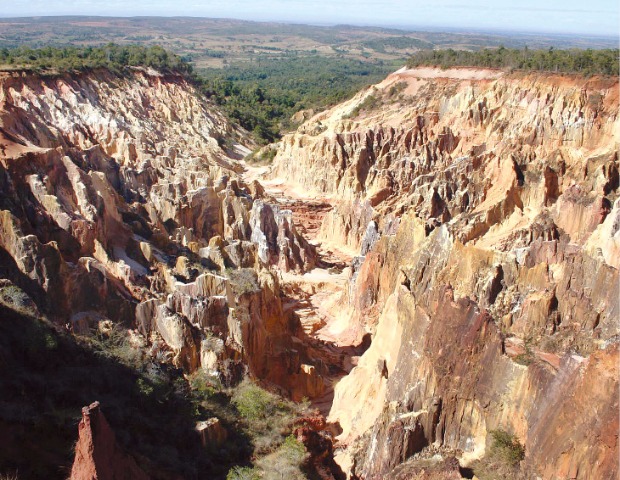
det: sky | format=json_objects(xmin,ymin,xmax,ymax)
[{"xmin": 1, "ymin": 0, "xmax": 619, "ymax": 37}]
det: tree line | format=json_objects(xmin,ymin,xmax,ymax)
[
  {"xmin": 406, "ymin": 47, "xmax": 619, "ymax": 76},
  {"xmin": 0, "ymin": 44, "xmax": 192, "ymax": 74},
  {"xmin": 0, "ymin": 45, "xmax": 393, "ymax": 144}
]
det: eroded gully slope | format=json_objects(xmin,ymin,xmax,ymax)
[
  {"xmin": 268, "ymin": 67, "xmax": 619, "ymax": 479},
  {"xmin": 0, "ymin": 65, "xmax": 618, "ymax": 480},
  {"xmin": 0, "ymin": 67, "xmax": 337, "ymax": 413}
]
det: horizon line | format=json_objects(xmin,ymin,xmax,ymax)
[{"xmin": 0, "ymin": 14, "xmax": 617, "ymax": 40}]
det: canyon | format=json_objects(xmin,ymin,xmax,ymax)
[{"xmin": 0, "ymin": 64, "xmax": 618, "ymax": 479}]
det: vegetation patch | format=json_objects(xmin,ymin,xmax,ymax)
[
  {"xmin": 227, "ymin": 268, "xmax": 262, "ymax": 296},
  {"xmin": 226, "ymin": 466, "xmax": 261, "ymax": 480},
  {"xmin": 245, "ymin": 146, "xmax": 278, "ymax": 164},
  {"xmin": 513, "ymin": 337, "xmax": 535, "ymax": 366},
  {"xmin": 254, "ymin": 435, "xmax": 308, "ymax": 480},
  {"xmin": 196, "ymin": 55, "xmax": 397, "ymax": 143},
  {"xmin": 362, "ymin": 36, "xmax": 433, "ymax": 53},
  {"xmin": 0, "ymin": 44, "xmax": 191, "ymax": 74},
  {"xmin": 345, "ymin": 92, "xmax": 381, "ymax": 119},
  {"xmin": 0, "ymin": 300, "xmax": 307, "ymax": 479},
  {"xmin": 407, "ymin": 47, "xmax": 619, "ymax": 76},
  {"xmin": 472, "ymin": 429, "xmax": 527, "ymax": 480},
  {"xmin": 231, "ymin": 380, "xmax": 308, "ymax": 453}
]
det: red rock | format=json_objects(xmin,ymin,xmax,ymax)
[{"xmin": 70, "ymin": 402, "xmax": 149, "ymax": 480}]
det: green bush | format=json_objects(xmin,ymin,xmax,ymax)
[
  {"xmin": 230, "ymin": 379, "xmax": 306, "ymax": 456},
  {"xmin": 472, "ymin": 428, "xmax": 527, "ymax": 480},
  {"xmin": 226, "ymin": 466, "xmax": 260, "ymax": 480},
  {"xmin": 246, "ymin": 147, "xmax": 278, "ymax": 164},
  {"xmin": 280, "ymin": 434, "xmax": 306, "ymax": 463},
  {"xmin": 189, "ymin": 369, "xmax": 221, "ymax": 400},
  {"xmin": 347, "ymin": 93, "xmax": 380, "ymax": 118},
  {"xmin": 232, "ymin": 381, "xmax": 277, "ymax": 420},
  {"xmin": 489, "ymin": 429, "xmax": 525, "ymax": 466},
  {"xmin": 88, "ymin": 324, "xmax": 143, "ymax": 369},
  {"xmin": 255, "ymin": 435, "xmax": 308, "ymax": 480}
]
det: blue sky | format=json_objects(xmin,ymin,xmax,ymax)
[{"xmin": 1, "ymin": 0, "xmax": 619, "ymax": 36}]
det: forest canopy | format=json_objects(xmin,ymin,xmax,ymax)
[
  {"xmin": 0, "ymin": 44, "xmax": 192, "ymax": 74},
  {"xmin": 406, "ymin": 47, "xmax": 619, "ymax": 76}
]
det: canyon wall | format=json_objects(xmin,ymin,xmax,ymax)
[
  {"xmin": 1, "ymin": 63, "xmax": 617, "ymax": 479},
  {"xmin": 0, "ymin": 68, "xmax": 321, "ymax": 398},
  {"xmin": 272, "ymin": 67, "xmax": 619, "ymax": 478}
]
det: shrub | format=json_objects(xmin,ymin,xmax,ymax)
[
  {"xmin": 388, "ymin": 81, "xmax": 407, "ymax": 97},
  {"xmin": 230, "ymin": 379, "xmax": 305, "ymax": 456},
  {"xmin": 279, "ymin": 435, "xmax": 306, "ymax": 464},
  {"xmin": 255, "ymin": 435, "xmax": 308, "ymax": 480},
  {"xmin": 0, "ymin": 283, "xmax": 39, "ymax": 317},
  {"xmin": 226, "ymin": 466, "xmax": 260, "ymax": 480},
  {"xmin": 513, "ymin": 336, "xmax": 534, "ymax": 366},
  {"xmin": 232, "ymin": 381, "xmax": 277, "ymax": 421},
  {"xmin": 246, "ymin": 147, "xmax": 277, "ymax": 164},
  {"xmin": 472, "ymin": 429, "xmax": 527, "ymax": 480},
  {"xmin": 346, "ymin": 93, "xmax": 380, "ymax": 118},
  {"xmin": 89, "ymin": 324, "xmax": 143, "ymax": 368},
  {"xmin": 189, "ymin": 370, "xmax": 221, "ymax": 400},
  {"xmin": 489, "ymin": 429, "xmax": 525, "ymax": 466},
  {"xmin": 227, "ymin": 269, "xmax": 261, "ymax": 296}
]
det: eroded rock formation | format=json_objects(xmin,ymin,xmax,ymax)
[
  {"xmin": 70, "ymin": 401, "xmax": 149, "ymax": 480},
  {"xmin": 270, "ymin": 67, "xmax": 619, "ymax": 478},
  {"xmin": 1, "ymin": 63, "xmax": 618, "ymax": 480},
  {"xmin": 0, "ymin": 68, "xmax": 320, "ymax": 399}
]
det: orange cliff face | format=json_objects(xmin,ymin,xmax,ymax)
[{"xmin": 270, "ymin": 67, "xmax": 619, "ymax": 478}]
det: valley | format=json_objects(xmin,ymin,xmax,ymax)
[{"xmin": 0, "ymin": 41, "xmax": 618, "ymax": 480}]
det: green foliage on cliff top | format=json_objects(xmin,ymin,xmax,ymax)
[
  {"xmin": 0, "ymin": 44, "xmax": 393, "ymax": 144},
  {"xmin": 0, "ymin": 44, "xmax": 191, "ymax": 74},
  {"xmin": 407, "ymin": 47, "xmax": 619, "ymax": 75}
]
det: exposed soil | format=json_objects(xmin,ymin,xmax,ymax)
[{"xmin": 243, "ymin": 161, "xmax": 368, "ymax": 416}]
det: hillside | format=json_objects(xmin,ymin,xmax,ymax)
[
  {"xmin": 0, "ymin": 67, "xmax": 335, "ymax": 479},
  {"xmin": 1, "ymin": 17, "xmax": 617, "ymax": 69}
]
